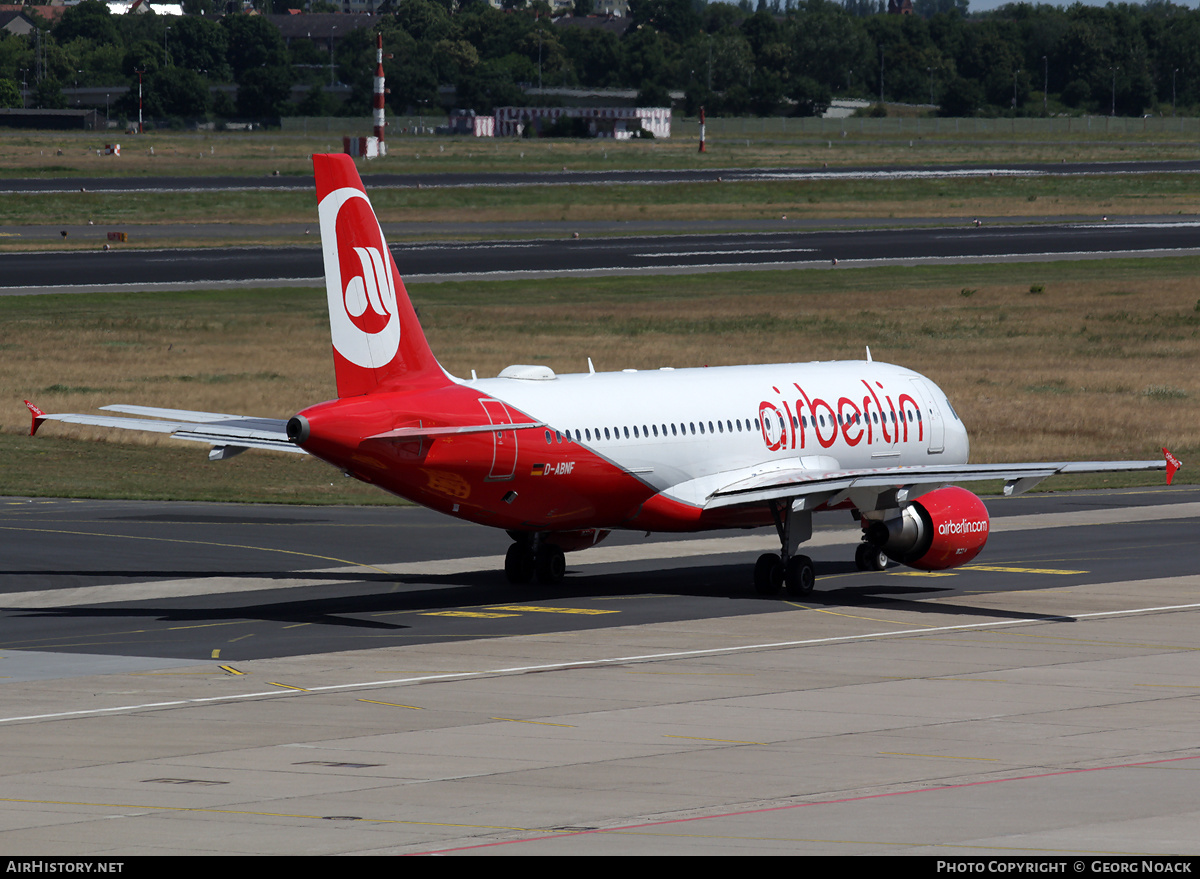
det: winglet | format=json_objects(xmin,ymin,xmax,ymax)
[
  {"xmin": 23, "ymin": 400, "xmax": 46, "ymax": 436},
  {"xmin": 1163, "ymin": 447, "xmax": 1182, "ymax": 485}
]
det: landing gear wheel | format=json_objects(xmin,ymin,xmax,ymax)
[
  {"xmin": 504, "ymin": 543, "xmax": 535, "ymax": 584},
  {"xmin": 855, "ymin": 543, "xmax": 889, "ymax": 572},
  {"xmin": 534, "ymin": 544, "xmax": 566, "ymax": 585},
  {"xmin": 784, "ymin": 555, "xmax": 815, "ymax": 596},
  {"xmin": 754, "ymin": 552, "xmax": 783, "ymax": 595}
]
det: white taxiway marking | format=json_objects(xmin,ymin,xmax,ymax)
[
  {"xmin": 634, "ymin": 248, "xmax": 818, "ymax": 258},
  {"xmin": 1, "ymin": 596, "xmax": 1198, "ymax": 725}
]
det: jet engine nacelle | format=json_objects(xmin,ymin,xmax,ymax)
[{"xmin": 864, "ymin": 485, "xmax": 989, "ymax": 571}]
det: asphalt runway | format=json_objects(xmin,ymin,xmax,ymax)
[
  {"xmin": 4, "ymin": 219, "xmax": 1200, "ymax": 292},
  {"xmin": 0, "ymin": 488, "xmax": 1196, "ymax": 662},
  {"xmin": 1, "ymin": 488, "xmax": 1198, "ymax": 854}
]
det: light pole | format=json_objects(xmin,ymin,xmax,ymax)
[
  {"xmin": 927, "ymin": 66, "xmax": 935, "ymax": 106},
  {"xmin": 879, "ymin": 45, "xmax": 884, "ymax": 105},
  {"xmin": 1042, "ymin": 55, "xmax": 1048, "ymax": 115},
  {"xmin": 706, "ymin": 35, "xmax": 712, "ymax": 92},
  {"xmin": 329, "ymin": 25, "xmax": 338, "ymax": 88},
  {"xmin": 1173, "ymin": 67, "xmax": 1180, "ymax": 117},
  {"xmin": 1110, "ymin": 66, "xmax": 1119, "ymax": 116},
  {"xmin": 1012, "ymin": 68, "xmax": 1020, "ymax": 112}
]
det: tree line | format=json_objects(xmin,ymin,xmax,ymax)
[{"xmin": 1, "ymin": 0, "xmax": 1197, "ymax": 122}]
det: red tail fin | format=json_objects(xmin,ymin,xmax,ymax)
[{"xmin": 313, "ymin": 153, "xmax": 447, "ymax": 397}]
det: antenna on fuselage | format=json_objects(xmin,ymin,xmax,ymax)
[
  {"xmin": 587, "ymin": 358, "xmax": 595, "ymax": 375},
  {"xmin": 865, "ymin": 346, "xmax": 872, "ymax": 362}
]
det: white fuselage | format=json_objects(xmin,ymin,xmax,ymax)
[{"xmin": 468, "ymin": 359, "xmax": 970, "ymax": 505}]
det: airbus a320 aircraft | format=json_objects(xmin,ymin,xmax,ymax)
[{"xmin": 25, "ymin": 154, "xmax": 1180, "ymax": 595}]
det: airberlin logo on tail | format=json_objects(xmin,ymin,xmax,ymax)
[
  {"xmin": 344, "ymin": 246, "xmax": 393, "ymax": 334},
  {"xmin": 317, "ymin": 186, "xmax": 401, "ymax": 369}
]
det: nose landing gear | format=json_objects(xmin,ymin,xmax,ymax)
[{"xmin": 855, "ymin": 542, "xmax": 890, "ymax": 572}]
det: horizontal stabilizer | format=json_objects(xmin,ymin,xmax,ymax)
[{"xmin": 24, "ymin": 403, "xmax": 301, "ymax": 457}]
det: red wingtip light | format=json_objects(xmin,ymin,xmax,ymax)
[{"xmin": 1163, "ymin": 447, "xmax": 1181, "ymax": 485}]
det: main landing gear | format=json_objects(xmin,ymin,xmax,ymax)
[
  {"xmin": 504, "ymin": 535, "xmax": 566, "ymax": 586},
  {"xmin": 753, "ymin": 551, "xmax": 815, "ymax": 597},
  {"xmin": 754, "ymin": 500, "xmax": 816, "ymax": 597}
]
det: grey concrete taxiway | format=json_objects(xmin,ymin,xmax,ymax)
[{"xmin": 0, "ymin": 488, "xmax": 1197, "ymax": 855}]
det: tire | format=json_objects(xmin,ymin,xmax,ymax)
[
  {"xmin": 505, "ymin": 543, "xmax": 535, "ymax": 584},
  {"xmin": 855, "ymin": 543, "xmax": 889, "ymax": 572},
  {"xmin": 784, "ymin": 555, "xmax": 815, "ymax": 596},
  {"xmin": 754, "ymin": 552, "xmax": 783, "ymax": 595},
  {"xmin": 534, "ymin": 544, "xmax": 566, "ymax": 585}
]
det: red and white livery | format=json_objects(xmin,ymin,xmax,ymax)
[{"xmin": 25, "ymin": 155, "xmax": 1179, "ymax": 593}]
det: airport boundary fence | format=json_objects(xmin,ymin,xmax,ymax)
[
  {"xmin": 677, "ymin": 115, "xmax": 1200, "ymax": 137},
  {"xmin": 281, "ymin": 114, "xmax": 1200, "ymax": 139}
]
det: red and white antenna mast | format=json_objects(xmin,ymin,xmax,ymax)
[{"xmin": 373, "ymin": 33, "xmax": 386, "ymax": 149}]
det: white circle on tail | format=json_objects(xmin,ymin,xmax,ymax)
[{"xmin": 316, "ymin": 186, "xmax": 401, "ymax": 369}]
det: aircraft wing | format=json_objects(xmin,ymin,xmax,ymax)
[
  {"xmin": 24, "ymin": 401, "xmax": 299, "ymax": 461},
  {"xmin": 704, "ymin": 450, "xmax": 1178, "ymax": 511}
]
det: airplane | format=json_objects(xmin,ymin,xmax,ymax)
[{"xmin": 24, "ymin": 153, "xmax": 1181, "ymax": 595}]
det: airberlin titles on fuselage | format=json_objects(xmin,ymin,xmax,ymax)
[{"xmin": 758, "ymin": 379, "xmax": 923, "ymax": 452}]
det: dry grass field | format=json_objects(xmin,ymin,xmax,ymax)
[
  {"xmin": 3, "ymin": 257, "xmax": 1196, "ymax": 502},
  {"xmin": 2, "ymin": 174, "xmax": 1197, "ymax": 252},
  {"xmin": 3, "ymin": 126, "xmax": 1199, "ymax": 178}
]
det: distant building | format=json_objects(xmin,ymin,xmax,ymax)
[
  {"xmin": 0, "ymin": 4, "xmax": 67, "ymax": 25},
  {"xmin": 112, "ymin": 0, "xmax": 185, "ymax": 13},
  {"xmin": 554, "ymin": 11, "xmax": 629, "ymax": 34},
  {"xmin": 266, "ymin": 12, "xmax": 375, "ymax": 52},
  {"xmin": 0, "ymin": 9, "xmax": 37, "ymax": 36},
  {"xmin": 0, "ymin": 108, "xmax": 104, "ymax": 130},
  {"xmin": 591, "ymin": 0, "xmax": 628, "ymax": 17},
  {"xmin": 493, "ymin": 106, "xmax": 670, "ymax": 139},
  {"xmin": 337, "ymin": 0, "xmax": 383, "ymax": 14},
  {"xmin": 887, "ymin": 0, "xmax": 913, "ymax": 12},
  {"xmin": 482, "ymin": 0, "xmax": 575, "ymax": 10}
]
